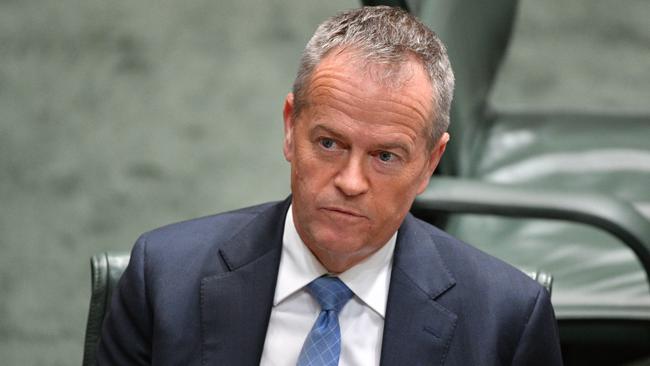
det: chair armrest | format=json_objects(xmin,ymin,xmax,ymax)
[
  {"xmin": 82, "ymin": 252, "xmax": 130, "ymax": 366},
  {"xmin": 412, "ymin": 177, "xmax": 650, "ymax": 292}
]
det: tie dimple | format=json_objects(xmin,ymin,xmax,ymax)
[{"xmin": 296, "ymin": 276, "xmax": 353, "ymax": 366}]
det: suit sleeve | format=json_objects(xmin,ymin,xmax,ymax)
[
  {"xmin": 511, "ymin": 286, "xmax": 563, "ymax": 366},
  {"xmin": 96, "ymin": 235, "xmax": 153, "ymax": 365}
]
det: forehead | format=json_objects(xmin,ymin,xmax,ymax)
[{"xmin": 303, "ymin": 49, "xmax": 434, "ymax": 137}]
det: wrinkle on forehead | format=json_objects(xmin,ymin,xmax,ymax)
[
  {"xmin": 309, "ymin": 78, "xmax": 431, "ymax": 130},
  {"xmin": 304, "ymin": 53, "xmax": 434, "ymax": 139}
]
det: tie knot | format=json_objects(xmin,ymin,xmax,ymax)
[{"xmin": 307, "ymin": 276, "xmax": 353, "ymax": 312}]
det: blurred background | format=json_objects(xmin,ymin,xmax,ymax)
[{"xmin": 1, "ymin": 0, "xmax": 649, "ymax": 364}]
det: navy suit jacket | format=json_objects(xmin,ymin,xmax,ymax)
[{"xmin": 97, "ymin": 198, "xmax": 562, "ymax": 365}]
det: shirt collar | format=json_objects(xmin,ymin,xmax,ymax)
[{"xmin": 274, "ymin": 205, "xmax": 396, "ymax": 318}]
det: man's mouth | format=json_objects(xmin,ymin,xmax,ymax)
[{"xmin": 321, "ymin": 206, "xmax": 367, "ymax": 219}]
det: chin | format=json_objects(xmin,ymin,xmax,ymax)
[
  {"xmin": 311, "ymin": 227, "xmax": 369, "ymax": 255},
  {"xmin": 315, "ymin": 231, "xmax": 376, "ymax": 257}
]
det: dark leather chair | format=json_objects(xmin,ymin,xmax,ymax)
[
  {"xmin": 82, "ymin": 252, "xmax": 130, "ymax": 366},
  {"xmin": 364, "ymin": 0, "xmax": 650, "ymax": 364}
]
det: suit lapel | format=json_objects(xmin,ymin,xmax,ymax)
[
  {"xmin": 381, "ymin": 214, "xmax": 458, "ymax": 366},
  {"xmin": 200, "ymin": 199, "xmax": 289, "ymax": 365}
]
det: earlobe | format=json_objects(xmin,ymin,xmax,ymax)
[{"xmin": 283, "ymin": 93, "xmax": 295, "ymax": 162}]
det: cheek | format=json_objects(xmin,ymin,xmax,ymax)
[
  {"xmin": 295, "ymin": 143, "xmax": 339, "ymax": 180},
  {"xmin": 291, "ymin": 151, "xmax": 331, "ymax": 200},
  {"xmin": 372, "ymin": 175, "xmax": 421, "ymax": 217}
]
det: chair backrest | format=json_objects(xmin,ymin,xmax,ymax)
[
  {"xmin": 362, "ymin": 0, "xmax": 520, "ymax": 176},
  {"xmin": 417, "ymin": 0, "xmax": 519, "ymax": 176},
  {"xmin": 82, "ymin": 252, "xmax": 130, "ymax": 366}
]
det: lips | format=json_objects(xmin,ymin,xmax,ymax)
[{"xmin": 321, "ymin": 206, "xmax": 367, "ymax": 219}]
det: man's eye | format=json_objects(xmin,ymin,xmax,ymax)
[
  {"xmin": 319, "ymin": 138, "xmax": 336, "ymax": 149},
  {"xmin": 378, "ymin": 151, "xmax": 395, "ymax": 162}
]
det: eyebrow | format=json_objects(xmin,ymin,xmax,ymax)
[
  {"xmin": 311, "ymin": 124, "xmax": 347, "ymax": 141},
  {"xmin": 376, "ymin": 141, "xmax": 412, "ymax": 154}
]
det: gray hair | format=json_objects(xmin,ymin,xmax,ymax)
[{"xmin": 292, "ymin": 6, "xmax": 455, "ymax": 146}]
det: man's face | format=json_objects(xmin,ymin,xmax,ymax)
[{"xmin": 283, "ymin": 50, "xmax": 449, "ymax": 272}]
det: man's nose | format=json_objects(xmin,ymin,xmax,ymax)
[{"xmin": 334, "ymin": 155, "xmax": 370, "ymax": 197}]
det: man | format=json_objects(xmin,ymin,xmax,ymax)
[{"xmin": 97, "ymin": 6, "xmax": 562, "ymax": 365}]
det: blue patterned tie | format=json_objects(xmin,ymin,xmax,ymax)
[{"xmin": 297, "ymin": 276, "xmax": 353, "ymax": 366}]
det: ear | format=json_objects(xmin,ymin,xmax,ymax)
[
  {"xmin": 283, "ymin": 93, "xmax": 296, "ymax": 162},
  {"xmin": 416, "ymin": 132, "xmax": 449, "ymax": 194}
]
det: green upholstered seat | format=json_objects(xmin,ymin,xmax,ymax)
[
  {"xmin": 415, "ymin": 0, "xmax": 650, "ymax": 318},
  {"xmin": 453, "ymin": 113, "xmax": 650, "ymax": 320}
]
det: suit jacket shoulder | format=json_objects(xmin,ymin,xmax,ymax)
[
  {"xmin": 139, "ymin": 200, "xmax": 283, "ymax": 272},
  {"xmin": 97, "ymin": 199, "xmax": 290, "ymax": 365},
  {"xmin": 380, "ymin": 214, "xmax": 562, "ymax": 366}
]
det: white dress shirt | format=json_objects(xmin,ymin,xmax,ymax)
[{"xmin": 260, "ymin": 206, "xmax": 396, "ymax": 366}]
